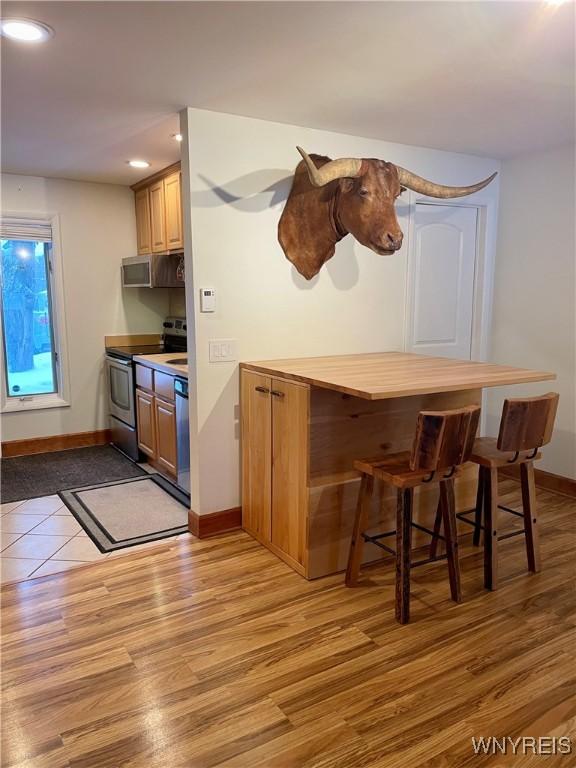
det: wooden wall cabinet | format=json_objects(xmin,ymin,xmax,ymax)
[
  {"xmin": 164, "ymin": 170, "xmax": 183, "ymax": 250},
  {"xmin": 134, "ymin": 188, "xmax": 152, "ymax": 256},
  {"xmin": 135, "ymin": 364, "xmax": 178, "ymax": 479},
  {"xmin": 131, "ymin": 164, "xmax": 183, "ymax": 256},
  {"xmin": 149, "ymin": 180, "xmax": 167, "ymax": 253}
]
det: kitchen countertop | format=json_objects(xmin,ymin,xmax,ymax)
[
  {"xmin": 134, "ymin": 353, "xmax": 188, "ymax": 378},
  {"xmin": 241, "ymin": 352, "xmax": 555, "ymax": 400}
]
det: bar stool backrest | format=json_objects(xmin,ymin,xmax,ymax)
[
  {"xmin": 497, "ymin": 392, "xmax": 559, "ymax": 453},
  {"xmin": 410, "ymin": 406, "xmax": 481, "ymax": 473}
]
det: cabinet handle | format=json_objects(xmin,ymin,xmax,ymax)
[
  {"xmin": 271, "ymin": 390, "xmax": 285, "ymax": 398},
  {"xmin": 255, "ymin": 386, "xmax": 270, "ymax": 394}
]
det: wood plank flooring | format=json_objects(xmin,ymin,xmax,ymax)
[{"xmin": 1, "ymin": 479, "xmax": 575, "ymax": 767}]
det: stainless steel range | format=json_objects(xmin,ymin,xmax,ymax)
[{"xmin": 105, "ymin": 317, "xmax": 187, "ymax": 461}]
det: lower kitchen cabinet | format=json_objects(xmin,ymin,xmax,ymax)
[
  {"xmin": 135, "ymin": 366, "xmax": 178, "ymax": 479},
  {"xmin": 136, "ymin": 389, "xmax": 156, "ymax": 459},
  {"xmin": 155, "ymin": 396, "xmax": 177, "ymax": 476},
  {"xmin": 241, "ymin": 370, "xmax": 309, "ymax": 574}
]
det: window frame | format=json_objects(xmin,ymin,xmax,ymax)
[{"xmin": 0, "ymin": 212, "xmax": 70, "ymax": 413}]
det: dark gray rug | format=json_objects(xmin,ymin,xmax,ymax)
[
  {"xmin": 0, "ymin": 445, "xmax": 146, "ymax": 503},
  {"xmin": 59, "ymin": 475, "xmax": 189, "ymax": 552}
]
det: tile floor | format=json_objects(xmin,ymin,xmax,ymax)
[{"xmin": 1, "ymin": 495, "xmax": 192, "ymax": 585}]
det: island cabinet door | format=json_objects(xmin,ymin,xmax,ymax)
[
  {"xmin": 270, "ymin": 378, "xmax": 309, "ymax": 567},
  {"xmin": 241, "ymin": 371, "xmax": 272, "ymax": 540}
]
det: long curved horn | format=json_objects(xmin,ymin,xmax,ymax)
[
  {"xmin": 297, "ymin": 147, "xmax": 362, "ymax": 187},
  {"xmin": 395, "ymin": 166, "xmax": 497, "ymax": 198}
]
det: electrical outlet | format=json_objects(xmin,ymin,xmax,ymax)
[{"xmin": 209, "ymin": 339, "xmax": 237, "ymax": 362}]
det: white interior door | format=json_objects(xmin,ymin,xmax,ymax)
[{"xmin": 406, "ymin": 203, "xmax": 478, "ymax": 360}]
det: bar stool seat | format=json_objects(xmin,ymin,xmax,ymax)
[
  {"xmin": 464, "ymin": 392, "xmax": 559, "ymax": 591},
  {"xmin": 347, "ymin": 405, "xmax": 480, "ymax": 625},
  {"xmin": 354, "ymin": 452, "xmax": 464, "ymax": 488},
  {"xmin": 470, "ymin": 438, "xmax": 541, "ymax": 468}
]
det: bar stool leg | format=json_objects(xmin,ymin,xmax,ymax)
[
  {"xmin": 521, "ymin": 461, "xmax": 541, "ymax": 573},
  {"xmin": 473, "ymin": 466, "xmax": 485, "ymax": 547},
  {"xmin": 484, "ymin": 467, "xmax": 499, "ymax": 590},
  {"xmin": 429, "ymin": 495, "xmax": 443, "ymax": 560},
  {"xmin": 395, "ymin": 488, "xmax": 413, "ymax": 624},
  {"xmin": 440, "ymin": 479, "xmax": 462, "ymax": 603},
  {"xmin": 346, "ymin": 474, "xmax": 374, "ymax": 586}
]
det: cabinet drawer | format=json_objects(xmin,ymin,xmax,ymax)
[
  {"xmin": 154, "ymin": 371, "xmax": 175, "ymax": 401},
  {"xmin": 135, "ymin": 363, "xmax": 154, "ymax": 392}
]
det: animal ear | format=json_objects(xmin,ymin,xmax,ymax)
[{"xmin": 340, "ymin": 178, "xmax": 355, "ymax": 193}]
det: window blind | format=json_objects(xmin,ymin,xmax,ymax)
[{"xmin": 0, "ymin": 218, "xmax": 52, "ymax": 243}]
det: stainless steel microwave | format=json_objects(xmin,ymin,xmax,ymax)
[{"xmin": 121, "ymin": 254, "xmax": 185, "ymax": 288}]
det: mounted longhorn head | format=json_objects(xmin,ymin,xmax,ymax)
[{"xmin": 278, "ymin": 147, "xmax": 497, "ymax": 279}]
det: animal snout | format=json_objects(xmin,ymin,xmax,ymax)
[{"xmin": 384, "ymin": 231, "xmax": 403, "ymax": 250}]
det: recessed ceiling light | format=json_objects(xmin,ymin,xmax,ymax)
[
  {"xmin": 127, "ymin": 160, "xmax": 150, "ymax": 169},
  {"xmin": 172, "ymin": 134, "xmax": 183, "ymax": 143},
  {"xmin": 0, "ymin": 18, "xmax": 54, "ymax": 42}
]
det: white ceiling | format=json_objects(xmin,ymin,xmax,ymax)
[{"xmin": 2, "ymin": 1, "xmax": 574, "ymax": 185}]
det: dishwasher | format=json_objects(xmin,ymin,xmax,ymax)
[{"xmin": 174, "ymin": 378, "xmax": 190, "ymax": 494}]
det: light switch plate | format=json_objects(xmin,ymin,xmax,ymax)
[{"xmin": 209, "ymin": 339, "xmax": 237, "ymax": 362}]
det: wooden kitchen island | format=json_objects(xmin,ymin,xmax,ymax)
[{"xmin": 240, "ymin": 353, "xmax": 555, "ymax": 579}]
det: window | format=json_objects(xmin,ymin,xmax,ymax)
[{"xmin": 0, "ymin": 216, "xmax": 69, "ymax": 411}]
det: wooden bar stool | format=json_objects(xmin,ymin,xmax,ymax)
[
  {"xmin": 346, "ymin": 405, "xmax": 480, "ymax": 624},
  {"xmin": 458, "ymin": 392, "xmax": 559, "ymax": 590}
]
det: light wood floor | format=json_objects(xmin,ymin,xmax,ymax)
[{"xmin": 1, "ymin": 479, "xmax": 575, "ymax": 767}]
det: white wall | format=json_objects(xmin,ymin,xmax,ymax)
[
  {"xmin": 486, "ymin": 144, "xmax": 576, "ymax": 478},
  {"xmin": 182, "ymin": 108, "xmax": 500, "ymax": 514},
  {"xmin": 0, "ymin": 174, "xmax": 168, "ymax": 441}
]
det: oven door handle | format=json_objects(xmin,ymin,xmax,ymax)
[{"xmin": 106, "ymin": 356, "xmax": 132, "ymax": 367}]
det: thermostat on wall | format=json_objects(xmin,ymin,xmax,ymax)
[{"xmin": 200, "ymin": 288, "xmax": 216, "ymax": 312}]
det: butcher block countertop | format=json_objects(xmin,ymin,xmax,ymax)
[
  {"xmin": 240, "ymin": 352, "xmax": 555, "ymax": 400},
  {"xmin": 134, "ymin": 353, "xmax": 188, "ymax": 378}
]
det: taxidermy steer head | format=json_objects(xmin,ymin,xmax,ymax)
[{"xmin": 278, "ymin": 147, "xmax": 497, "ymax": 279}]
